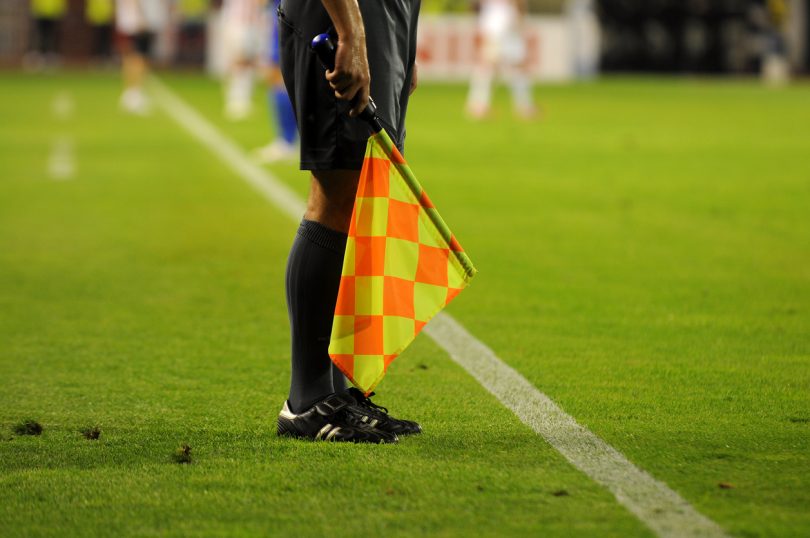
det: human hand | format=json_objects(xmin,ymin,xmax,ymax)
[{"xmin": 325, "ymin": 33, "xmax": 370, "ymax": 118}]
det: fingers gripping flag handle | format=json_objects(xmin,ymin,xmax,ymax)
[{"xmin": 311, "ymin": 33, "xmax": 383, "ymax": 133}]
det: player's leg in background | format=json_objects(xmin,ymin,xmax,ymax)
[
  {"xmin": 119, "ymin": 33, "xmax": 153, "ymax": 115},
  {"xmin": 26, "ymin": 0, "xmax": 65, "ymax": 71},
  {"xmin": 505, "ymin": 62, "xmax": 537, "ymax": 120},
  {"xmin": 254, "ymin": 64, "xmax": 299, "ymax": 161},
  {"xmin": 85, "ymin": 0, "xmax": 114, "ymax": 66},
  {"xmin": 254, "ymin": 0, "xmax": 298, "ymax": 163},
  {"xmin": 41, "ymin": 18, "xmax": 59, "ymax": 64},
  {"xmin": 95, "ymin": 24, "xmax": 114, "ymax": 65},
  {"xmin": 26, "ymin": 17, "xmax": 56, "ymax": 70},
  {"xmin": 27, "ymin": 18, "xmax": 48, "ymax": 69},
  {"xmin": 503, "ymin": 31, "xmax": 537, "ymax": 120},
  {"xmin": 224, "ymin": 57, "xmax": 256, "ymax": 120},
  {"xmin": 466, "ymin": 36, "xmax": 496, "ymax": 119},
  {"xmin": 223, "ymin": 14, "xmax": 259, "ymax": 121}
]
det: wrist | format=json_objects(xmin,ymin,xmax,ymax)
[{"xmin": 338, "ymin": 30, "xmax": 366, "ymax": 46}]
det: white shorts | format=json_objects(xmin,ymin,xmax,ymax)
[
  {"xmin": 481, "ymin": 32, "xmax": 526, "ymax": 65},
  {"xmin": 115, "ymin": 0, "xmax": 167, "ymax": 35},
  {"xmin": 222, "ymin": 20, "xmax": 261, "ymax": 62}
]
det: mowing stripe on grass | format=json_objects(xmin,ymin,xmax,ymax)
[
  {"xmin": 149, "ymin": 77, "xmax": 728, "ymax": 538},
  {"xmin": 52, "ymin": 91, "xmax": 74, "ymax": 120},
  {"xmin": 48, "ymin": 91, "xmax": 76, "ymax": 181},
  {"xmin": 47, "ymin": 136, "xmax": 75, "ymax": 181}
]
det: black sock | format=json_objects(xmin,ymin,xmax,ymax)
[
  {"xmin": 285, "ymin": 219, "xmax": 348, "ymax": 413},
  {"xmin": 332, "ymin": 362, "xmax": 348, "ymax": 394}
]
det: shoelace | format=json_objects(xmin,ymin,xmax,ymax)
[{"xmin": 349, "ymin": 389, "xmax": 389, "ymax": 415}]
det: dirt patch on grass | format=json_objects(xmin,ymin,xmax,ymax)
[
  {"xmin": 81, "ymin": 426, "xmax": 101, "ymax": 440},
  {"xmin": 173, "ymin": 444, "xmax": 192, "ymax": 464},
  {"xmin": 13, "ymin": 420, "xmax": 43, "ymax": 436}
]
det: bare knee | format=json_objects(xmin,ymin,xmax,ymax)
[{"xmin": 305, "ymin": 169, "xmax": 360, "ymax": 233}]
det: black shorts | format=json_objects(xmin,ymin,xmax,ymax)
[
  {"xmin": 278, "ymin": 0, "xmax": 420, "ymax": 170},
  {"xmin": 132, "ymin": 31, "xmax": 154, "ymax": 56},
  {"xmin": 34, "ymin": 18, "xmax": 60, "ymax": 55}
]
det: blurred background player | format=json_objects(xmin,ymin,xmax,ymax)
[
  {"xmin": 116, "ymin": 0, "xmax": 169, "ymax": 115},
  {"xmin": 26, "ymin": 0, "xmax": 67, "ymax": 70},
  {"xmin": 566, "ymin": 0, "xmax": 599, "ymax": 80},
  {"xmin": 761, "ymin": 0, "xmax": 790, "ymax": 85},
  {"xmin": 221, "ymin": 0, "xmax": 263, "ymax": 120},
  {"xmin": 86, "ymin": 0, "xmax": 115, "ymax": 66},
  {"xmin": 175, "ymin": 0, "xmax": 209, "ymax": 66},
  {"xmin": 466, "ymin": 0, "xmax": 537, "ymax": 120},
  {"xmin": 253, "ymin": 0, "xmax": 297, "ymax": 163}
]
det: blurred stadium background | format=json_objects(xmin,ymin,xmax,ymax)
[
  {"xmin": 1, "ymin": 1, "xmax": 809, "ymax": 537},
  {"xmin": 1, "ymin": 1, "xmax": 807, "ymax": 79}
]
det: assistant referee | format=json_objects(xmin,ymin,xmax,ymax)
[{"xmin": 275, "ymin": 0, "xmax": 422, "ymax": 443}]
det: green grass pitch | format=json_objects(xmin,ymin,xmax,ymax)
[{"xmin": 0, "ymin": 71, "xmax": 808, "ymax": 537}]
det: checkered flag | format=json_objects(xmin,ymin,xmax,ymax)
[{"xmin": 328, "ymin": 130, "xmax": 477, "ymax": 394}]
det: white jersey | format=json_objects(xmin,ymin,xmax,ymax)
[
  {"xmin": 479, "ymin": 0, "xmax": 520, "ymax": 38},
  {"xmin": 222, "ymin": 0, "xmax": 262, "ymax": 25},
  {"xmin": 478, "ymin": 0, "xmax": 525, "ymax": 64},
  {"xmin": 221, "ymin": 0, "xmax": 263, "ymax": 61},
  {"xmin": 115, "ymin": 0, "xmax": 168, "ymax": 34}
]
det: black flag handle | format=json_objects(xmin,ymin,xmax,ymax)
[{"xmin": 311, "ymin": 33, "xmax": 383, "ymax": 133}]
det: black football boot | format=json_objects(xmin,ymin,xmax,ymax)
[
  {"xmin": 277, "ymin": 393, "xmax": 398, "ymax": 443},
  {"xmin": 344, "ymin": 388, "xmax": 422, "ymax": 436}
]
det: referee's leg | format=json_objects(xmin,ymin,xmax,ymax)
[
  {"xmin": 278, "ymin": 0, "xmax": 415, "ymax": 413},
  {"xmin": 284, "ymin": 170, "xmax": 355, "ymax": 413},
  {"xmin": 305, "ymin": 171, "xmax": 358, "ymax": 234}
]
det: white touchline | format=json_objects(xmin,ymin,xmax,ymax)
[
  {"xmin": 48, "ymin": 136, "xmax": 75, "ymax": 181},
  {"xmin": 425, "ymin": 315, "xmax": 728, "ymax": 538},
  {"xmin": 48, "ymin": 92, "xmax": 77, "ymax": 181},
  {"xmin": 149, "ymin": 79, "xmax": 305, "ymax": 221},
  {"xmin": 52, "ymin": 91, "xmax": 75, "ymax": 121},
  {"xmin": 149, "ymin": 77, "xmax": 729, "ymax": 538}
]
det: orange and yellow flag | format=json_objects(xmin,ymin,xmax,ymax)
[{"xmin": 328, "ymin": 130, "xmax": 477, "ymax": 394}]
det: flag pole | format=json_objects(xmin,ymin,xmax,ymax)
[
  {"xmin": 372, "ymin": 130, "xmax": 477, "ymax": 281},
  {"xmin": 311, "ymin": 34, "xmax": 476, "ymax": 281}
]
